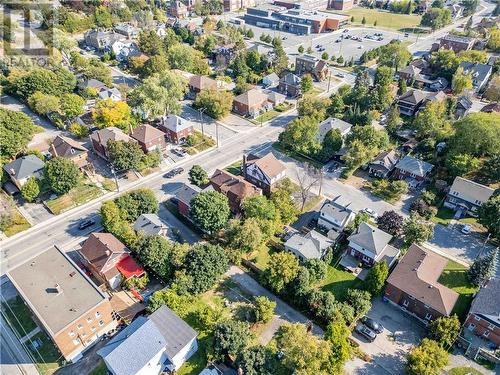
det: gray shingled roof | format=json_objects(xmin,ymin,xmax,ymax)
[
  {"xmin": 395, "ymin": 155, "xmax": 433, "ymax": 178},
  {"xmin": 469, "ymin": 277, "xmax": 500, "ymax": 320},
  {"xmin": 175, "ymin": 183, "xmax": 200, "ymax": 206},
  {"xmin": 285, "ymin": 230, "xmax": 333, "ymax": 259},
  {"xmin": 3, "ymin": 155, "xmax": 45, "ymax": 180},
  {"xmin": 133, "ymin": 214, "xmax": 167, "ymax": 236},
  {"xmin": 317, "ymin": 117, "xmax": 352, "ymax": 142},
  {"xmin": 348, "ymin": 222, "xmax": 392, "ymax": 256}
]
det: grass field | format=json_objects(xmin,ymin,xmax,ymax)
[
  {"xmin": 1, "ymin": 296, "xmax": 37, "ymax": 337},
  {"xmin": 449, "ymin": 367, "xmax": 484, "ymax": 375},
  {"xmin": 183, "ymin": 131, "xmax": 216, "ymax": 155},
  {"xmin": 438, "ymin": 260, "xmax": 478, "ymax": 321},
  {"xmin": 337, "ymin": 7, "xmax": 423, "ymax": 31},
  {"xmin": 432, "ymin": 206, "xmax": 455, "ymax": 225},
  {"xmin": 88, "ymin": 361, "xmax": 108, "ymax": 375},
  {"xmin": 46, "ymin": 183, "xmax": 103, "ymax": 215},
  {"xmin": 26, "ymin": 331, "xmax": 63, "ymax": 375},
  {"xmin": 224, "ymin": 160, "xmax": 243, "ymax": 176},
  {"xmin": 319, "ymin": 265, "xmax": 363, "ymax": 301}
]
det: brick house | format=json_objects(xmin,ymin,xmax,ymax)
[
  {"xmin": 90, "ymin": 127, "xmax": 134, "ymax": 160},
  {"xmin": 295, "ymin": 55, "xmax": 328, "ymax": 81},
  {"xmin": 158, "ymin": 115, "xmax": 194, "ymax": 144},
  {"xmin": 79, "ymin": 233, "xmax": 145, "ymax": 290},
  {"xmin": 242, "ymin": 152, "xmax": 286, "ymax": 195},
  {"xmin": 130, "ymin": 124, "xmax": 166, "ymax": 153},
  {"xmin": 439, "ymin": 34, "xmax": 475, "ymax": 53},
  {"xmin": 50, "ymin": 135, "xmax": 89, "ymax": 169},
  {"xmin": 175, "ymin": 183, "xmax": 201, "ymax": 220},
  {"xmin": 7, "ymin": 246, "xmax": 118, "ymax": 362},
  {"xmin": 393, "ymin": 155, "xmax": 433, "ymax": 188},
  {"xmin": 233, "ymin": 89, "xmax": 270, "ymax": 117},
  {"xmin": 278, "ymin": 73, "xmax": 302, "ymax": 97},
  {"xmin": 463, "ymin": 278, "xmax": 500, "ymax": 349},
  {"xmin": 444, "ymin": 177, "xmax": 494, "ymax": 218},
  {"xmin": 385, "ymin": 244, "xmax": 459, "ymax": 323},
  {"xmin": 209, "ymin": 169, "xmax": 262, "ymax": 213},
  {"xmin": 188, "ymin": 75, "xmax": 218, "ymax": 96}
]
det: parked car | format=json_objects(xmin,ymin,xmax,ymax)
[
  {"xmin": 361, "ymin": 316, "xmax": 384, "ymax": 334},
  {"xmin": 78, "ymin": 219, "xmax": 96, "ymax": 230},
  {"xmin": 164, "ymin": 167, "xmax": 184, "ymax": 178},
  {"xmin": 362, "ymin": 208, "xmax": 378, "ymax": 219},
  {"xmin": 355, "ymin": 323, "xmax": 377, "ymax": 342},
  {"xmin": 343, "ymin": 29, "xmax": 349, "ymax": 33},
  {"xmin": 461, "ymin": 224, "xmax": 472, "ymax": 235},
  {"xmin": 335, "ymin": 73, "xmax": 345, "ymax": 78}
]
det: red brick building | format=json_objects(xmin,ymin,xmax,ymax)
[
  {"xmin": 130, "ymin": 124, "xmax": 166, "ymax": 153},
  {"xmin": 175, "ymin": 183, "xmax": 201, "ymax": 220},
  {"xmin": 90, "ymin": 127, "xmax": 134, "ymax": 160},
  {"xmin": 158, "ymin": 115, "xmax": 194, "ymax": 144},
  {"xmin": 233, "ymin": 89, "xmax": 269, "ymax": 117}
]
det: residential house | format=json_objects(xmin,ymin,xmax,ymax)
[
  {"xmin": 455, "ymin": 96, "xmax": 473, "ymax": 118},
  {"xmin": 3, "ymin": 155, "xmax": 45, "ymax": 190},
  {"xmin": 7, "ymin": 246, "xmax": 118, "ymax": 362},
  {"xmin": 84, "ymin": 30, "xmax": 125, "ymax": 51},
  {"xmin": 80, "ymin": 232, "xmax": 145, "ymax": 290},
  {"xmin": 188, "ymin": 75, "xmax": 218, "ymax": 96},
  {"xmin": 385, "ymin": 244, "xmax": 459, "ymax": 323},
  {"xmin": 97, "ymin": 305, "xmax": 198, "ymax": 374},
  {"xmin": 169, "ymin": 0, "xmax": 189, "ymax": 18},
  {"xmin": 278, "ymin": 73, "xmax": 302, "ymax": 97},
  {"xmin": 130, "ymin": 124, "xmax": 166, "ymax": 153},
  {"xmin": 439, "ymin": 34, "xmax": 475, "ymax": 53},
  {"xmin": 317, "ymin": 117, "xmax": 352, "ymax": 143},
  {"xmin": 111, "ymin": 40, "xmax": 140, "ymax": 62},
  {"xmin": 462, "ymin": 278, "xmax": 500, "ymax": 353},
  {"xmin": 209, "ymin": 169, "xmax": 262, "ymax": 213},
  {"xmin": 262, "ymin": 72, "xmax": 280, "ymax": 87},
  {"xmin": 266, "ymin": 91, "xmax": 286, "ymax": 106},
  {"xmin": 423, "ymin": 90, "xmax": 447, "ymax": 105},
  {"xmin": 317, "ymin": 196, "xmax": 355, "ymax": 233},
  {"xmin": 481, "ymin": 102, "xmax": 500, "ymax": 113},
  {"xmin": 368, "ymin": 150, "xmax": 400, "ymax": 178},
  {"xmin": 78, "ymin": 78, "xmax": 108, "ymax": 93},
  {"xmin": 429, "ymin": 77, "xmax": 449, "ymax": 92},
  {"xmin": 90, "ymin": 127, "xmax": 134, "ymax": 160},
  {"xmin": 175, "ymin": 183, "xmax": 201, "ymax": 220},
  {"xmin": 133, "ymin": 214, "xmax": 170, "ymax": 238},
  {"xmin": 212, "ymin": 44, "xmax": 237, "ymax": 69},
  {"xmin": 284, "ymin": 230, "xmax": 334, "ymax": 261},
  {"xmin": 347, "ymin": 222, "xmax": 400, "ymax": 267},
  {"xmin": 458, "ymin": 62, "xmax": 493, "ymax": 93},
  {"xmin": 233, "ymin": 89, "xmax": 270, "ymax": 117},
  {"xmin": 50, "ymin": 135, "xmax": 89, "ymax": 170},
  {"xmin": 393, "ymin": 155, "xmax": 434, "ymax": 188},
  {"xmin": 158, "ymin": 115, "xmax": 194, "ymax": 144},
  {"xmin": 398, "ymin": 65, "xmax": 423, "ymax": 83},
  {"xmin": 97, "ymin": 87, "xmax": 122, "ymax": 102},
  {"xmin": 409, "ymin": 58, "xmax": 431, "ymax": 75},
  {"xmin": 242, "ymin": 152, "xmax": 286, "ymax": 195},
  {"xmin": 114, "ymin": 23, "xmax": 140, "ymax": 38},
  {"xmin": 397, "ymin": 89, "xmax": 428, "ymax": 116},
  {"xmin": 295, "ymin": 54, "xmax": 328, "ymax": 81},
  {"xmin": 444, "ymin": 177, "xmax": 495, "ymax": 217}
]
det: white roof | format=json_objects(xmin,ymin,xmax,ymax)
[{"xmin": 160, "ymin": 115, "xmax": 193, "ymax": 133}]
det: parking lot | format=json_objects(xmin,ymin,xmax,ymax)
[{"xmin": 347, "ymin": 299, "xmax": 425, "ymax": 375}]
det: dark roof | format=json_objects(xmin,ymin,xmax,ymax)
[
  {"xmin": 469, "ymin": 277, "xmax": 500, "ymax": 323},
  {"xmin": 386, "ymin": 244, "xmax": 459, "ymax": 316},
  {"xmin": 348, "ymin": 222, "xmax": 392, "ymax": 256},
  {"xmin": 234, "ymin": 89, "xmax": 268, "ymax": 106},
  {"xmin": 398, "ymin": 89, "xmax": 428, "ymax": 104},
  {"xmin": 80, "ymin": 233, "xmax": 128, "ymax": 276},
  {"xmin": 175, "ymin": 183, "xmax": 200, "ymax": 206},
  {"xmin": 481, "ymin": 102, "xmax": 500, "ymax": 113},
  {"xmin": 441, "ymin": 34, "xmax": 474, "ymax": 44},
  {"xmin": 459, "ymin": 62, "xmax": 492, "ymax": 85},
  {"xmin": 3, "ymin": 155, "xmax": 45, "ymax": 180},
  {"xmin": 210, "ymin": 169, "xmax": 261, "ymax": 201},
  {"xmin": 50, "ymin": 135, "xmax": 88, "ymax": 158},
  {"xmin": 369, "ymin": 150, "xmax": 399, "ymax": 171}
]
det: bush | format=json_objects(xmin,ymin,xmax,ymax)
[
  {"xmin": 251, "ymin": 296, "xmax": 276, "ymax": 324},
  {"xmin": 45, "ymin": 157, "xmax": 80, "ymax": 194}
]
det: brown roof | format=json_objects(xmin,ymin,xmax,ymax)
[
  {"xmin": 234, "ymin": 89, "xmax": 268, "ymax": 107},
  {"xmin": 246, "ymin": 152, "xmax": 286, "ymax": 180},
  {"xmin": 386, "ymin": 244, "xmax": 459, "ymax": 316},
  {"xmin": 189, "ymin": 75, "xmax": 217, "ymax": 91},
  {"xmin": 90, "ymin": 127, "xmax": 132, "ymax": 147},
  {"xmin": 210, "ymin": 169, "xmax": 261, "ymax": 203},
  {"xmin": 481, "ymin": 102, "xmax": 500, "ymax": 113},
  {"xmin": 130, "ymin": 124, "xmax": 165, "ymax": 144},
  {"xmin": 80, "ymin": 233, "xmax": 128, "ymax": 279},
  {"xmin": 50, "ymin": 135, "xmax": 88, "ymax": 168}
]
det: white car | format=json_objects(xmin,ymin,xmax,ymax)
[
  {"xmin": 363, "ymin": 208, "xmax": 378, "ymax": 219},
  {"xmin": 461, "ymin": 224, "xmax": 472, "ymax": 235}
]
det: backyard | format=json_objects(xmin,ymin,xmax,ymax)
[
  {"xmin": 437, "ymin": 260, "xmax": 478, "ymax": 321},
  {"xmin": 334, "ymin": 7, "xmax": 423, "ymax": 31},
  {"xmin": 1, "ymin": 296, "xmax": 37, "ymax": 337},
  {"xmin": 318, "ymin": 264, "xmax": 363, "ymax": 301}
]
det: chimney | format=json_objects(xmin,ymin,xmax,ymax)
[
  {"xmin": 55, "ymin": 284, "xmax": 62, "ymax": 294},
  {"xmin": 9, "ymin": 168, "xmax": 15, "ymax": 176}
]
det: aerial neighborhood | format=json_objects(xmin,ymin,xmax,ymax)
[{"xmin": 1, "ymin": 0, "xmax": 500, "ymax": 374}]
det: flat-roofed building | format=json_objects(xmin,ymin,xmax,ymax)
[{"xmin": 7, "ymin": 247, "xmax": 118, "ymax": 362}]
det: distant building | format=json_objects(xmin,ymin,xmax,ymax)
[
  {"xmin": 50, "ymin": 135, "xmax": 89, "ymax": 170},
  {"xmin": 98, "ymin": 305, "xmax": 198, "ymax": 374},
  {"xmin": 3, "ymin": 155, "xmax": 45, "ymax": 190},
  {"xmin": 444, "ymin": 177, "xmax": 494, "ymax": 217},
  {"xmin": 97, "ymin": 87, "xmax": 122, "ymax": 102},
  {"xmin": 111, "ymin": 40, "xmax": 140, "ymax": 62},
  {"xmin": 439, "ymin": 34, "xmax": 475, "ymax": 53},
  {"xmin": 90, "ymin": 127, "xmax": 134, "ymax": 160},
  {"xmin": 158, "ymin": 115, "xmax": 194, "ymax": 144},
  {"xmin": 278, "ymin": 73, "xmax": 302, "ymax": 97},
  {"xmin": 130, "ymin": 124, "xmax": 166, "ymax": 153},
  {"xmin": 8, "ymin": 247, "xmax": 118, "ymax": 362},
  {"xmin": 329, "ymin": 0, "xmax": 353, "ymax": 10},
  {"xmin": 284, "ymin": 230, "xmax": 334, "ymax": 261},
  {"xmin": 242, "ymin": 152, "xmax": 286, "ymax": 195},
  {"xmin": 454, "ymin": 96, "xmax": 472, "ymax": 118},
  {"xmin": 458, "ymin": 62, "xmax": 493, "ymax": 93},
  {"xmin": 368, "ymin": 150, "xmax": 400, "ymax": 178},
  {"xmin": 224, "ymin": 0, "xmax": 256, "ymax": 12},
  {"xmin": 385, "ymin": 244, "xmax": 459, "ymax": 323},
  {"xmin": 393, "ymin": 155, "xmax": 433, "ymax": 188},
  {"xmin": 295, "ymin": 54, "xmax": 328, "ymax": 81}
]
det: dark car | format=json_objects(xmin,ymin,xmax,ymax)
[
  {"xmin": 165, "ymin": 167, "xmax": 184, "ymax": 178},
  {"xmin": 355, "ymin": 323, "xmax": 377, "ymax": 342},
  {"xmin": 78, "ymin": 219, "xmax": 95, "ymax": 230},
  {"xmin": 361, "ymin": 316, "xmax": 384, "ymax": 334}
]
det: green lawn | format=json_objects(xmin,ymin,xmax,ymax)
[
  {"xmin": 88, "ymin": 361, "xmax": 108, "ymax": 375},
  {"xmin": 273, "ymin": 142, "xmax": 324, "ymax": 169},
  {"xmin": 224, "ymin": 160, "xmax": 243, "ymax": 176},
  {"xmin": 1, "ymin": 296, "xmax": 37, "ymax": 337},
  {"xmin": 318, "ymin": 265, "xmax": 363, "ymax": 301},
  {"xmin": 437, "ymin": 260, "xmax": 478, "ymax": 321},
  {"xmin": 333, "ymin": 7, "xmax": 423, "ymax": 31},
  {"xmin": 432, "ymin": 206, "xmax": 455, "ymax": 226},
  {"xmin": 252, "ymin": 110, "xmax": 280, "ymax": 125},
  {"xmin": 449, "ymin": 367, "xmax": 484, "ymax": 375},
  {"xmin": 27, "ymin": 331, "xmax": 63, "ymax": 375},
  {"xmin": 2, "ymin": 209, "xmax": 31, "ymax": 237},
  {"xmin": 0, "ymin": 193, "xmax": 31, "ymax": 237},
  {"xmin": 45, "ymin": 183, "xmax": 103, "ymax": 215},
  {"xmin": 183, "ymin": 130, "xmax": 216, "ymax": 155}
]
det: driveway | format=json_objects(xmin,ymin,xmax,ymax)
[
  {"xmin": 225, "ymin": 266, "xmax": 323, "ymax": 344},
  {"xmin": 347, "ymin": 298, "xmax": 425, "ymax": 375}
]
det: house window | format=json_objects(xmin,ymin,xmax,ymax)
[
  {"xmin": 99, "ymin": 320, "xmax": 104, "ymax": 327},
  {"xmin": 72, "ymin": 339, "xmax": 80, "ymax": 346},
  {"xmin": 91, "ymin": 326, "xmax": 96, "ymax": 332},
  {"xmin": 483, "ymin": 331, "xmax": 490, "ymax": 338},
  {"xmin": 68, "ymin": 331, "xmax": 75, "ymax": 337},
  {"xmin": 468, "ymin": 323, "xmax": 475, "ymax": 331},
  {"xmin": 87, "ymin": 317, "xmax": 92, "ymax": 323},
  {"xmin": 95, "ymin": 311, "xmax": 101, "ymax": 318},
  {"xmin": 362, "ymin": 255, "xmax": 371, "ymax": 263},
  {"xmin": 488, "ymin": 323, "xmax": 495, "ymax": 330},
  {"xmin": 81, "ymin": 332, "xmax": 87, "ymax": 338},
  {"xmin": 402, "ymin": 300, "xmax": 409, "ymax": 307},
  {"xmin": 474, "ymin": 315, "xmax": 481, "ymax": 322},
  {"xmin": 425, "ymin": 313, "xmax": 433, "ymax": 320}
]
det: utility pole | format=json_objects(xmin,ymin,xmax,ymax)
[
  {"xmin": 198, "ymin": 107, "xmax": 206, "ymax": 138},
  {"xmin": 215, "ymin": 121, "xmax": 219, "ymax": 148},
  {"xmin": 327, "ymin": 71, "xmax": 332, "ymax": 92},
  {"xmin": 110, "ymin": 166, "xmax": 120, "ymax": 192}
]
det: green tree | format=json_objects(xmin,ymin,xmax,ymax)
[
  {"xmin": 406, "ymin": 338, "xmax": 448, "ymax": 375},
  {"xmin": 346, "ymin": 288, "xmax": 372, "ymax": 319},
  {"xmin": 21, "ymin": 177, "xmax": 40, "ymax": 203},
  {"xmin": 301, "ymin": 74, "xmax": 313, "ymax": 93},
  {"xmin": 28, "ymin": 91, "xmax": 60, "ymax": 115},
  {"xmin": 328, "ymin": 93, "xmax": 345, "ymax": 117},
  {"xmin": 194, "ymin": 89, "xmax": 234, "ymax": 120},
  {"xmin": 307, "ymin": 289, "xmax": 337, "ymax": 325},
  {"xmin": 467, "ymin": 248, "xmax": 498, "ymax": 286},
  {"xmin": 364, "ymin": 261, "xmax": 389, "ymax": 296},
  {"xmin": 324, "ymin": 319, "xmax": 351, "ymax": 372},
  {"xmin": 278, "ymin": 116, "xmax": 321, "ymax": 156},
  {"xmin": 398, "ymin": 78, "xmax": 407, "ymax": 95},
  {"xmin": 421, "ymin": 7, "xmax": 452, "ymax": 30},
  {"xmin": 305, "ymin": 259, "xmax": 328, "ymax": 284},
  {"xmin": 59, "ymin": 93, "xmax": 85, "ymax": 119},
  {"xmin": 318, "ymin": 128, "xmax": 342, "ymax": 162},
  {"xmin": 385, "ymin": 105, "xmax": 402, "ymax": 134},
  {"xmin": 214, "ymin": 320, "xmax": 251, "ymax": 359},
  {"xmin": 115, "ymin": 188, "xmax": 159, "ymax": 222},
  {"xmin": 298, "ymin": 95, "xmax": 329, "ymax": 121},
  {"xmin": 430, "ymin": 49, "xmax": 459, "ymax": 80},
  {"xmin": 266, "ymin": 252, "xmax": 300, "ymax": 293},
  {"xmin": 451, "ymin": 66, "xmax": 473, "ymax": 95},
  {"xmin": 188, "ymin": 165, "xmax": 209, "ymax": 187},
  {"xmin": 190, "ymin": 191, "xmax": 231, "ymax": 234},
  {"xmin": 252, "ymin": 296, "xmax": 276, "ymax": 323},
  {"xmin": 484, "ymin": 75, "xmax": 500, "ymax": 101},
  {"xmin": 225, "ymin": 218, "xmax": 264, "ymax": 260},
  {"xmin": 298, "ymin": 45, "xmax": 304, "ymax": 53},
  {"xmin": 403, "ymin": 214, "xmax": 434, "ymax": 245},
  {"xmin": 44, "ymin": 157, "xmax": 80, "ymax": 194},
  {"xmin": 243, "ymin": 195, "xmax": 277, "ymax": 221},
  {"xmin": 362, "ymin": 16, "xmax": 366, "ymax": 24},
  {"xmin": 138, "ymin": 30, "xmax": 165, "ymax": 56},
  {"xmin": 7, "ymin": 67, "xmax": 76, "ymax": 99},
  {"xmin": 428, "ymin": 315, "xmax": 461, "ymax": 349},
  {"xmin": 94, "ymin": 6, "xmax": 113, "ymax": 28},
  {"xmin": 141, "ymin": 55, "xmax": 170, "ymax": 78},
  {"xmin": 450, "ymin": 113, "xmax": 500, "ymax": 157},
  {"xmin": 321, "ymin": 51, "xmax": 329, "ymax": 60},
  {"xmin": 271, "ymin": 178, "xmax": 299, "ymax": 225},
  {"xmin": 479, "ymin": 155, "xmax": 500, "ymax": 184},
  {"xmin": 445, "ymin": 153, "xmax": 481, "ymax": 177},
  {"xmin": 413, "ymin": 101, "xmax": 452, "ymax": 140},
  {"xmin": 166, "ymin": 44, "xmax": 210, "ymax": 74},
  {"xmin": 236, "ymin": 346, "xmax": 276, "ymax": 375},
  {"xmin": 377, "ymin": 40, "xmax": 411, "ymax": 71},
  {"xmin": 108, "ymin": 140, "xmax": 145, "ymax": 172}
]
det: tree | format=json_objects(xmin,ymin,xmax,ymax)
[
  {"xmin": 107, "ymin": 140, "xmax": 145, "ymax": 172},
  {"xmin": 406, "ymin": 338, "xmax": 448, "ymax": 375},
  {"xmin": 421, "ymin": 7, "xmax": 452, "ymax": 30},
  {"xmin": 279, "ymin": 116, "xmax": 321, "ymax": 156},
  {"xmin": 346, "ymin": 289, "xmax": 372, "ymax": 319},
  {"xmin": 467, "ymin": 249, "xmax": 498, "ymax": 286},
  {"xmin": 295, "ymin": 164, "xmax": 321, "ymax": 211},
  {"xmin": 21, "ymin": 177, "xmax": 40, "ymax": 203},
  {"xmin": 485, "ymin": 74, "xmax": 500, "ymax": 101},
  {"xmin": 364, "ymin": 261, "xmax": 389, "ymax": 296},
  {"xmin": 243, "ymin": 196, "xmax": 277, "ymax": 221},
  {"xmin": 403, "ymin": 214, "xmax": 434, "ymax": 245},
  {"xmin": 361, "ymin": 16, "xmax": 366, "ymax": 24},
  {"xmin": 266, "ymin": 252, "xmax": 300, "ymax": 293},
  {"xmin": 305, "ymin": 259, "xmax": 328, "ymax": 284},
  {"xmin": 324, "ymin": 319, "xmax": 351, "ymax": 372},
  {"xmin": 307, "ymin": 289, "xmax": 337, "ymax": 324},
  {"xmin": 166, "ymin": 44, "xmax": 210, "ymax": 74},
  {"xmin": 194, "ymin": 89, "xmax": 233, "ymax": 120},
  {"xmin": 94, "ymin": 6, "xmax": 113, "ymax": 28},
  {"xmin": 28, "ymin": 91, "xmax": 60, "ymax": 115},
  {"xmin": 44, "ymin": 157, "xmax": 80, "ymax": 194},
  {"xmin": 275, "ymin": 323, "xmax": 334, "ymax": 375},
  {"xmin": 128, "ymin": 72, "xmax": 187, "ymax": 120},
  {"xmin": 328, "ymin": 93, "xmax": 345, "ymax": 117},
  {"xmin": 321, "ymin": 51, "xmax": 329, "ymax": 60},
  {"xmin": 301, "ymin": 74, "xmax": 313, "ymax": 93},
  {"xmin": 413, "ymin": 100, "xmax": 452, "ymax": 140},
  {"xmin": 190, "ymin": 191, "xmax": 231, "ymax": 234},
  {"xmin": 236, "ymin": 346, "xmax": 276, "ymax": 375},
  {"xmin": 398, "ymin": 78, "xmax": 407, "ymax": 95},
  {"xmin": 377, "ymin": 210, "xmax": 404, "ymax": 235},
  {"xmin": 318, "ymin": 128, "xmax": 342, "ymax": 162},
  {"xmin": 271, "ymin": 178, "xmax": 299, "ymax": 225},
  {"xmin": 214, "ymin": 321, "xmax": 250, "ymax": 359},
  {"xmin": 298, "ymin": 96, "xmax": 329, "ymax": 121},
  {"xmin": 225, "ymin": 218, "xmax": 264, "ymax": 260},
  {"xmin": 184, "ymin": 243, "xmax": 229, "ymax": 294},
  {"xmin": 430, "ymin": 49, "xmax": 459, "ymax": 80},
  {"xmin": 115, "ymin": 188, "xmax": 159, "ymax": 222},
  {"xmin": 479, "ymin": 155, "xmax": 500, "ymax": 184},
  {"xmin": 59, "ymin": 93, "xmax": 85, "ymax": 120},
  {"xmin": 141, "ymin": 55, "xmax": 169, "ymax": 78},
  {"xmin": 138, "ymin": 30, "xmax": 165, "ymax": 56},
  {"xmin": 92, "ymin": 99, "xmax": 132, "ymax": 131},
  {"xmin": 445, "ymin": 153, "xmax": 481, "ymax": 177},
  {"xmin": 252, "ymin": 296, "xmax": 276, "ymax": 323},
  {"xmin": 188, "ymin": 165, "xmax": 208, "ymax": 187},
  {"xmin": 7, "ymin": 67, "xmax": 76, "ymax": 99},
  {"xmin": 451, "ymin": 66, "xmax": 473, "ymax": 95},
  {"xmin": 449, "ymin": 113, "xmax": 500, "ymax": 157},
  {"xmin": 342, "ymin": 139, "xmax": 377, "ymax": 175},
  {"xmin": 298, "ymin": 45, "xmax": 304, "ymax": 53},
  {"xmin": 377, "ymin": 40, "xmax": 411, "ymax": 71},
  {"xmin": 428, "ymin": 315, "xmax": 461, "ymax": 349}
]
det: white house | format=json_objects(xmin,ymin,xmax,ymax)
[
  {"xmin": 242, "ymin": 152, "xmax": 286, "ymax": 195},
  {"xmin": 444, "ymin": 177, "xmax": 495, "ymax": 217},
  {"xmin": 98, "ymin": 305, "xmax": 198, "ymax": 375},
  {"xmin": 133, "ymin": 214, "xmax": 171, "ymax": 238},
  {"xmin": 317, "ymin": 196, "xmax": 355, "ymax": 233},
  {"xmin": 284, "ymin": 230, "xmax": 334, "ymax": 261}
]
